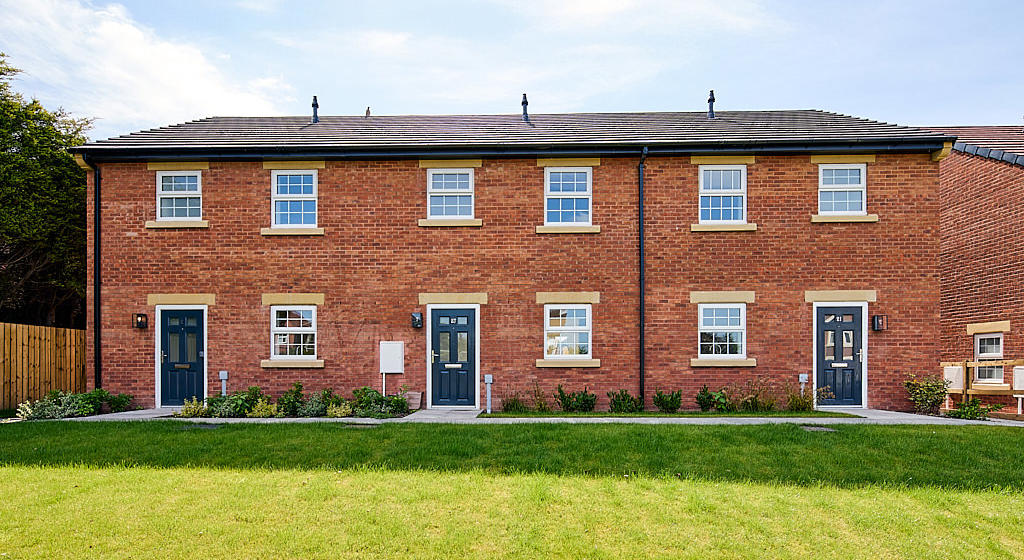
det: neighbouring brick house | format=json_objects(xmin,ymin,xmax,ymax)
[
  {"xmin": 930, "ymin": 126, "xmax": 1024, "ymax": 407},
  {"xmin": 73, "ymin": 106, "xmax": 953, "ymax": 410}
]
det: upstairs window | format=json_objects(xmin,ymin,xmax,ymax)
[
  {"xmin": 156, "ymin": 171, "xmax": 202, "ymax": 220},
  {"xmin": 271, "ymin": 306, "xmax": 317, "ymax": 359},
  {"xmin": 698, "ymin": 303, "xmax": 746, "ymax": 358},
  {"xmin": 272, "ymin": 170, "xmax": 318, "ymax": 227},
  {"xmin": 974, "ymin": 332, "xmax": 1004, "ymax": 383},
  {"xmin": 544, "ymin": 304, "xmax": 591, "ymax": 359},
  {"xmin": 545, "ymin": 167, "xmax": 592, "ymax": 225},
  {"xmin": 699, "ymin": 165, "xmax": 746, "ymax": 224},
  {"xmin": 818, "ymin": 164, "xmax": 866, "ymax": 215},
  {"xmin": 427, "ymin": 169, "xmax": 474, "ymax": 218}
]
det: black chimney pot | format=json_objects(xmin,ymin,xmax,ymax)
[{"xmin": 311, "ymin": 95, "xmax": 319, "ymax": 123}]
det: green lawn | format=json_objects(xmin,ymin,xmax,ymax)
[
  {"xmin": 481, "ymin": 410, "xmax": 856, "ymax": 418},
  {"xmin": 2, "ymin": 422, "xmax": 1023, "ymax": 559}
]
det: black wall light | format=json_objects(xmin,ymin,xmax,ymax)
[
  {"xmin": 132, "ymin": 313, "xmax": 148, "ymax": 329},
  {"xmin": 411, "ymin": 312, "xmax": 423, "ymax": 329},
  {"xmin": 872, "ymin": 315, "xmax": 887, "ymax": 331}
]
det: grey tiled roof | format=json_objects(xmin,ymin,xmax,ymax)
[
  {"xmin": 927, "ymin": 126, "xmax": 1024, "ymax": 167},
  {"xmin": 77, "ymin": 110, "xmax": 953, "ymax": 157}
]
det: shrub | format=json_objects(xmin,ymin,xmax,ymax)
[
  {"xmin": 298, "ymin": 389, "xmax": 335, "ymax": 417},
  {"xmin": 607, "ymin": 389, "xmax": 644, "ymax": 413},
  {"xmin": 78, "ymin": 388, "xmax": 109, "ymax": 416},
  {"xmin": 106, "ymin": 392, "xmax": 134, "ymax": 413},
  {"xmin": 500, "ymin": 393, "xmax": 531, "ymax": 413},
  {"xmin": 728, "ymin": 377, "xmax": 779, "ymax": 412},
  {"xmin": 711, "ymin": 389, "xmax": 737, "ymax": 412},
  {"xmin": 326, "ymin": 400, "xmax": 353, "ymax": 418},
  {"xmin": 554, "ymin": 385, "xmax": 597, "ymax": 412},
  {"xmin": 275, "ymin": 382, "xmax": 305, "ymax": 417},
  {"xmin": 383, "ymin": 393, "xmax": 410, "ymax": 416},
  {"xmin": 239, "ymin": 386, "xmax": 267, "ymax": 412},
  {"xmin": 247, "ymin": 398, "xmax": 278, "ymax": 418},
  {"xmin": 946, "ymin": 398, "xmax": 1003, "ymax": 420},
  {"xmin": 175, "ymin": 397, "xmax": 208, "ymax": 418},
  {"xmin": 531, "ymin": 382, "xmax": 551, "ymax": 413},
  {"xmin": 695, "ymin": 385, "xmax": 715, "ymax": 412},
  {"xmin": 352, "ymin": 386, "xmax": 387, "ymax": 418},
  {"xmin": 785, "ymin": 385, "xmax": 814, "ymax": 412},
  {"xmin": 904, "ymin": 375, "xmax": 950, "ymax": 415},
  {"xmin": 653, "ymin": 389, "xmax": 682, "ymax": 413}
]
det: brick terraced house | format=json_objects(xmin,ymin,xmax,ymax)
[
  {"xmin": 931, "ymin": 126, "xmax": 1024, "ymax": 409},
  {"xmin": 73, "ymin": 102, "xmax": 954, "ymax": 410}
]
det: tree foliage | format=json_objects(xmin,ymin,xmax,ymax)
[{"xmin": 0, "ymin": 53, "xmax": 91, "ymax": 326}]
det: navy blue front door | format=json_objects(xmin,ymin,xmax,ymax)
[
  {"xmin": 816, "ymin": 307, "xmax": 863, "ymax": 406},
  {"xmin": 431, "ymin": 309, "xmax": 476, "ymax": 406},
  {"xmin": 160, "ymin": 309, "xmax": 204, "ymax": 406}
]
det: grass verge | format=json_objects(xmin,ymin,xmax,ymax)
[{"xmin": 2, "ymin": 422, "xmax": 1023, "ymax": 490}]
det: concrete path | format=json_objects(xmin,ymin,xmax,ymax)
[{"xmin": 58, "ymin": 406, "xmax": 1024, "ymax": 426}]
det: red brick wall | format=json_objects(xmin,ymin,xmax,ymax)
[
  {"xmin": 86, "ymin": 154, "xmax": 939, "ymax": 410},
  {"xmin": 940, "ymin": 151, "xmax": 1024, "ymax": 403}
]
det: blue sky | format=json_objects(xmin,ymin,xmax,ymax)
[{"xmin": 1, "ymin": 0, "xmax": 1021, "ymax": 140}]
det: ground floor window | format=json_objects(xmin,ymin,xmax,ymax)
[
  {"xmin": 974, "ymin": 332, "xmax": 1003, "ymax": 382},
  {"xmin": 544, "ymin": 304, "xmax": 591, "ymax": 359},
  {"xmin": 271, "ymin": 305, "xmax": 317, "ymax": 359},
  {"xmin": 698, "ymin": 303, "xmax": 746, "ymax": 358}
]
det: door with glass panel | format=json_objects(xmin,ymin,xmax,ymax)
[
  {"xmin": 430, "ymin": 309, "xmax": 476, "ymax": 406},
  {"xmin": 160, "ymin": 309, "xmax": 204, "ymax": 406},
  {"xmin": 815, "ymin": 307, "xmax": 863, "ymax": 406}
]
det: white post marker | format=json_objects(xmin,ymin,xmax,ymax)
[
  {"xmin": 219, "ymin": 370, "xmax": 228, "ymax": 396},
  {"xmin": 484, "ymin": 374, "xmax": 493, "ymax": 413}
]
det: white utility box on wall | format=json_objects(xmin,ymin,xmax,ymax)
[
  {"xmin": 944, "ymin": 366, "xmax": 964, "ymax": 391},
  {"xmin": 379, "ymin": 341, "xmax": 405, "ymax": 374},
  {"xmin": 1013, "ymin": 366, "xmax": 1024, "ymax": 392}
]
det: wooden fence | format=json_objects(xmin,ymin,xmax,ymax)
[{"xmin": 0, "ymin": 322, "xmax": 86, "ymax": 410}]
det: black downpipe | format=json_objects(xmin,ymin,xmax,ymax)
[
  {"xmin": 638, "ymin": 147, "xmax": 648, "ymax": 405},
  {"xmin": 88, "ymin": 157, "xmax": 102, "ymax": 389}
]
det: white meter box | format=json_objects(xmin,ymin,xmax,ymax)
[{"xmin": 379, "ymin": 341, "xmax": 405, "ymax": 374}]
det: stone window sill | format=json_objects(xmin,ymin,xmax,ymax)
[
  {"xmin": 690, "ymin": 223, "xmax": 758, "ymax": 232},
  {"xmin": 811, "ymin": 214, "xmax": 879, "ymax": 223},
  {"xmin": 535, "ymin": 358, "xmax": 601, "ymax": 368},
  {"xmin": 418, "ymin": 219, "xmax": 483, "ymax": 227},
  {"xmin": 145, "ymin": 220, "xmax": 209, "ymax": 229},
  {"xmin": 535, "ymin": 225, "xmax": 601, "ymax": 234},
  {"xmin": 260, "ymin": 227, "xmax": 325, "ymax": 236},
  {"xmin": 690, "ymin": 358, "xmax": 757, "ymax": 367},
  {"xmin": 260, "ymin": 359, "xmax": 324, "ymax": 368}
]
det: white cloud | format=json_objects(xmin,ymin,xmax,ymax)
[
  {"xmin": 0, "ymin": 0, "xmax": 288, "ymax": 139},
  {"xmin": 490, "ymin": 0, "xmax": 780, "ymax": 33}
]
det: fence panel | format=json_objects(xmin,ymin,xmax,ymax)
[{"xmin": 0, "ymin": 322, "xmax": 86, "ymax": 410}]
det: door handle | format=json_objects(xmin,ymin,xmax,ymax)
[{"xmin": 431, "ymin": 351, "xmax": 439, "ymax": 363}]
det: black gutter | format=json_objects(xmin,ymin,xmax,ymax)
[
  {"xmin": 72, "ymin": 139, "xmax": 954, "ymax": 162},
  {"xmin": 84, "ymin": 155, "xmax": 102, "ymax": 389},
  {"xmin": 638, "ymin": 146, "xmax": 648, "ymax": 406}
]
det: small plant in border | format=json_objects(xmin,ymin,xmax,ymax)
[
  {"xmin": 653, "ymin": 389, "xmax": 682, "ymax": 413},
  {"xmin": 607, "ymin": 389, "xmax": 644, "ymax": 413},
  {"xmin": 695, "ymin": 385, "xmax": 714, "ymax": 412},
  {"xmin": 946, "ymin": 397, "xmax": 1003, "ymax": 420},
  {"xmin": 555, "ymin": 385, "xmax": 597, "ymax": 412}
]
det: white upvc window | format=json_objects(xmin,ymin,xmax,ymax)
[
  {"xmin": 270, "ymin": 305, "xmax": 317, "ymax": 359},
  {"xmin": 974, "ymin": 332, "xmax": 1004, "ymax": 383},
  {"xmin": 156, "ymin": 171, "xmax": 202, "ymax": 220},
  {"xmin": 698, "ymin": 303, "xmax": 746, "ymax": 358},
  {"xmin": 818, "ymin": 164, "xmax": 867, "ymax": 216},
  {"xmin": 427, "ymin": 168, "xmax": 474, "ymax": 218},
  {"xmin": 698, "ymin": 165, "xmax": 747, "ymax": 224},
  {"xmin": 544, "ymin": 304, "xmax": 592, "ymax": 359},
  {"xmin": 271, "ymin": 170, "xmax": 318, "ymax": 227},
  {"xmin": 545, "ymin": 167, "xmax": 592, "ymax": 225}
]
